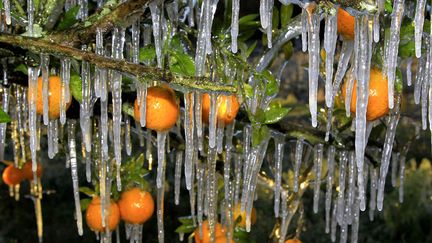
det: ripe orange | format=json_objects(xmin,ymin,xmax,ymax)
[
  {"xmin": 32, "ymin": 76, "xmax": 72, "ymax": 120},
  {"xmin": 2, "ymin": 164, "xmax": 23, "ymax": 186},
  {"xmin": 337, "ymin": 7, "xmax": 355, "ymax": 40},
  {"xmin": 342, "ymin": 68, "xmax": 390, "ymax": 121},
  {"xmin": 285, "ymin": 239, "xmax": 302, "ymax": 243},
  {"xmin": 215, "ymin": 236, "xmax": 235, "ymax": 243},
  {"xmin": 85, "ymin": 197, "xmax": 120, "ymax": 232},
  {"xmin": 22, "ymin": 161, "xmax": 43, "ymax": 180},
  {"xmin": 134, "ymin": 84, "xmax": 179, "ymax": 132},
  {"xmin": 194, "ymin": 220, "xmax": 227, "ymax": 243},
  {"xmin": 201, "ymin": 93, "xmax": 240, "ymax": 126},
  {"xmin": 118, "ymin": 187, "xmax": 154, "ymax": 224},
  {"xmin": 232, "ymin": 204, "xmax": 257, "ymax": 228}
]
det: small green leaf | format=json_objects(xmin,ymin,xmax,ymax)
[
  {"xmin": 175, "ymin": 224, "xmax": 196, "ymax": 234},
  {"xmin": 79, "ymin": 187, "xmax": 95, "ymax": 197},
  {"xmin": 239, "ymin": 14, "xmax": 259, "ymax": 25},
  {"xmin": 139, "ymin": 46, "xmax": 156, "ymax": 63},
  {"xmin": 262, "ymin": 70, "xmax": 278, "ymax": 96},
  {"xmin": 14, "ymin": 64, "xmax": 28, "ymax": 75},
  {"xmin": 264, "ymin": 106, "xmax": 291, "ymax": 124},
  {"xmin": 0, "ymin": 108, "xmax": 11, "ymax": 123},
  {"xmin": 169, "ymin": 51, "xmax": 195, "ymax": 76},
  {"xmin": 245, "ymin": 41, "xmax": 257, "ymax": 58},
  {"xmin": 280, "ymin": 4, "xmax": 293, "ymax": 27},
  {"xmin": 178, "ymin": 216, "xmax": 195, "ymax": 225},
  {"xmin": 56, "ymin": 5, "xmax": 80, "ymax": 31},
  {"xmin": 244, "ymin": 83, "xmax": 253, "ymax": 98},
  {"xmin": 252, "ymin": 125, "xmax": 269, "ymax": 147},
  {"xmin": 122, "ymin": 103, "xmax": 134, "ymax": 117},
  {"xmin": 70, "ymin": 74, "xmax": 82, "ymax": 103},
  {"xmin": 80, "ymin": 198, "xmax": 92, "ymax": 212}
]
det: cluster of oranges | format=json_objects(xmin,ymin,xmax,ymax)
[
  {"xmin": 2, "ymin": 161, "xmax": 43, "ymax": 186},
  {"xmin": 133, "ymin": 84, "xmax": 240, "ymax": 132},
  {"xmin": 85, "ymin": 187, "xmax": 154, "ymax": 232}
]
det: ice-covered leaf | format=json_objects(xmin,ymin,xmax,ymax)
[
  {"xmin": 175, "ymin": 224, "xmax": 196, "ymax": 234},
  {"xmin": 0, "ymin": 108, "xmax": 11, "ymax": 123},
  {"xmin": 79, "ymin": 187, "xmax": 95, "ymax": 197},
  {"xmin": 139, "ymin": 46, "xmax": 156, "ymax": 63},
  {"xmin": 80, "ymin": 198, "xmax": 91, "ymax": 211},
  {"xmin": 70, "ymin": 74, "xmax": 82, "ymax": 103},
  {"xmin": 280, "ymin": 4, "xmax": 293, "ymax": 27},
  {"xmin": 14, "ymin": 64, "xmax": 28, "ymax": 75},
  {"xmin": 169, "ymin": 51, "xmax": 195, "ymax": 76},
  {"xmin": 264, "ymin": 106, "xmax": 291, "ymax": 124},
  {"xmin": 252, "ymin": 125, "xmax": 269, "ymax": 147},
  {"xmin": 56, "ymin": 5, "xmax": 80, "ymax": 31},
  {"xmin": 239, "ymin": 14, "xmax": 259, "ymax": 26}
]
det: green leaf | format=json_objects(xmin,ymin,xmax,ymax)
[
  {"xmin": 244, "ymin": 83, "xmax": 253, "ymax": 98},
  {"xmin": 79, "ymin": 187, "xmax": 95, "ymax": 197},
  {"xmin": 14, "ymin": 64, "xmax": 28, "ymax": 75},
  {"xmin": 245, "ymin": 41, "xmax": 257, "ymax": 58},
  {"xmin": 239, "ymin": 14, "xmax": 259, "ymax": 25},
  {"xmin": 280, "ymin": 4, "xmax": 293, "ymax": 27},
  {"xmin": 56, "ymin": 5, "xmax": 80, "ymax": 31},
  {"xmin": 80, "ymin": 198, "xmax": 91, "ymax": 212},
  {"xmin": 139, "ymin": 46, "xmax": 156, "ymax": 63},
  {"xmin": 170, "ymin": 51, "xmax": 195, "ymax": 76},
  {"xmin": 122, "ymin": 103, "xmax": 135, "ymax": 117},
  {"xmin": 262, "ymin": 70, "xmax": 278, "ymax": 96},
  {"xmin": 70, "ymin": 74, "xmax": 82, "ymax": 103},
  {"xmin": 264, "ymin": 106, "xmax": 291, "ymax": 124},
  {"xmin": 175, "ymin": 224, "xmax": 196, "ymax": 234},
  {"xmin": 0, "ymin": 108, "xmax": 11, "ymax": 123},
  {"xmin": 178, "ymin": 216, "xmax": 195, "ymax": 225},
  {"xmin": 252, "ymin": 125, "xmax": 269, "ymax": 147}
]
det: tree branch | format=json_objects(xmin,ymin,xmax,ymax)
[{"xmin": 0, "ymin": 34, "xmax": 237, "ymax": 94}]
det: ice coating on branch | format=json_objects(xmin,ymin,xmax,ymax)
[
  {"xmin": 336, "ymin": 150, "xmax": 348, "ymax": 224},
  {"xmin": 354, "ymin": 15, "xmax": 373, "ymax": 211},
  {"xmin": 324, "ymin": 14, "xmax": 338, "ymax": 107},
  {"xmin": 80, "ymin": 50, "xmax": 92, "ymax": 153},
  {"xmin": 313, "ymin": 144, "xmax": 323, "ymax": 213},
  {"xmin": 231, "ymin": 0, "xmax": 240, "ymax": 53},
  {"xmin": 414, "ymin": 0, "xmax": 426, "ymax": 58},
  {"xmin": 184, "ymin": 93, "xmax": 195, "ymax": 190},
  {"xmin": 385, "ymin": 0, "xmax": 404, "ymax": 109},
  {"xmin": 125, "ymin": 116, "xmax": 132, "ymax": 155},
  {"xmin": 40, "ymin": 55, "xmax": 50, "ymax": 125},
  {"xmin": 150, "ymin": 0, "xmax": 163, "ymax": 68},
  {"xmin": 325, "ymin": 146, "xmax": 335, "ymax": 233},
  {"xmin": 306, "ymin": 7, "xmax": 320, "ymax": 127},
  {"xmin": 377, "ymin": 97, "xmax": 400, "ymax": 211},
  {"xmin": 28, "ymin": 66, "xmax": 39, "ymax": 175},
  {"xmin": 399, "ymin": 155, "xmax": 406, "ymax": 203},
  {"xmin": 273, "ymin": 135, "xmax": 284, "ymax": 217},
  {"xmin": 68, "ymin": 120, "xmax": 83, "ymax": 235},
  {"xmin": 60, "ymin": 58, "xmax": 71, "ymax": 125},
  {"xmin": 156, "ymin": 131, "xmax": 167, "ymax": 188},
  {"xmin": 174, "ymin": 150, "xmax": 183, "ymax": 205},
  {"xmin": 293, "ymin": 138, "xmax": 304, "ymax": 192},
  {"xmin": 369, "ymin": 166, "xmax": 378, "ymax": 220}
]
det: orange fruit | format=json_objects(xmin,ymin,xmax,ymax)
[
  {"xmin": 342, "ymin": 68, "xmax": 390, "ymax": 121},
  {"xmin": 134, "ymin": 84, "xmax": 179, "ymax": 132},
  {"xmin": 32, "ymin": 76, "xmax": 72, "ymax": 120},
  {"xmin": 22, "ymin": 161, "xmax": 43, "ymax": 180},
  {"xmin": 201, "ymin": 94, "xmax": 240, "ymax": 126},
  {"xmin": 337, "ymin": 7, "xmax": 355, "ymax": 40},
  {"xmin": 118, "ymin": 187, "xmax": 154, "ymax": 224},
  {"xmin": 285, "ymin": 239, "xmax": 302, "ymax": 243},
  {"xmin": 85, "ymin": 197, "xmax": 120, "ymax": 232},
  {"xmin": 232, "ymin": 204, "xmax": 257, "ymax": 228},
  {"xmin": 215, "ymin": 236, "xmax": 235, "ymax": 243},
  {"xmin": 2, "ymin": 164, "xmax": 23, "ymax": 186},
  {"xmin": 194, "ymin": 220, "xmax": 227, "ymax": 243}
]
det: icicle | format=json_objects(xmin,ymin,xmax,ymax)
[
  {"xmin": 150, "ymin": 0, "xmax": 163, "ymax": 68},
  {"xmin": 146, "ymin": 128, "xmax": 153, "ymax": 170},
  {"xmin": 345, "ymin": 68, "xmax": 355, "ymax": 117},
  {"xmin": 216, "ymin": 125, "xmax": 224, "ymax": 154},
  {"xmin": 95, "ymin": 28, "xmax": 104, "ymax": 99},
  {"xmin": 406, "ymin": 57, "xmax": 413, "ymax": 86},
  {"xmin": 313, "ymin": 144, "xmax": 323, "ymax": 213},
  {"xmin": 421, "ymin": 56, "xmax": 429, "ymax": 130},
  {"xmin": 184, "ymin": 92, "xmax": 195, "ymax": 190},
  {"xmin": 337, "ymin": 150, "xmax": 348, "ymax": 224},
  {"xmin": 231, "ymin": 0, "xmax": 240, "ymax": 53},
  {"xmin": 368, "ymin": 167, "xmax": 377, "ymax": 221},
  {"xmin": 351, "ymin": 196, "xmax": 360, "ymax": 243},
  {"xmin": 28, "ymin": 66, "xmax": 39, "ymax": 175},
  {"xmin": 189, "ymin": 152, "xmax": 197, "ymax": 226},
  {"xmin": 208, "ymin": 94, "xmax": 218, "ymax": 148},
  {"xmin": 206, "ymin": 147, "xmax": 219, "ymax": 243},
  {"xmin": 266, "ymin": 0, "xmax": 274, "ymax": 48},
  {"xmin": 196, "ymin": 163, "xmax": 205, "ymax": 232},
  {"xmin": 415, "ymin": 56, "xmax": 425, "ymax": 104},
  {"xmin": 84, "ymin": 147, "xmax": 91, "ymax": 183},
  {"xmin": 324, "ymin": 14, "xmax": 338, "ymax": 107},
  {"xmin": 27, "ymin": 0, "xmax": 35, "ymax": 35},
  {"xmin": 301, "ymin": 9, "xmax": 308, "ymax": 52},
  {"xmin": 377, "ymin": 98, "xmax": 401, "ymax": 211},
  {"xmin": 259, "ymin": 0, "xmax": 269, "ymax": 29},
  {"xmin": 0, "ymin": 61, "xmax": 9, "ymax": 160},
  {"xmin": 398, "ymin": 155, "xmax": 406, "ymax": 203},
  {"xmin": 233, "ymin": 153, "xmax": 242, "ymax": 205},
  {"xmin": 273, "ymin": 135, "xmax": 284, "ymax": 217},
  {"xmin": 306, "ymin": 7, "xmax": 320, "ymax": 127},
  {"xmin": 345, "ymin": 152, "xmax": 356, "ymax": 224},
  {"xmin": 385, "ymin": 0, "xmax": 405, "ymax": 109},
  {"xmin": 325, "ymin": 146, "xmax": 335, "ymax": 233},
  {"xmin": 131, "ymin": 20, "xmax": 140, "ymax": 64},
  {"xmin": 47, "ymin": 120, "xmax": 58, "ymax": 158},
  {"xmin": 293, "ymin": 138, "xmax": 304, "ymax": 192},
  {"xmin": 100, "ymin": 99, "xmax": 109, "ymax": 162},
  {"xmin": 2, "ymin": 0, "xmax": 11, "ymax": 25},
  {"xmin": 68, "ymin": 120, "xmax": 83, "ymax": 235},
  {"xmin": 40, "ymin": 54, "xmax": 50, "ymax": 125},
  {"xmin": 174, "ymin": 150, "xmax": 183, "ymax": 205},
  {"xmin": 373, "ymin": 13, "xmax": 380, "ymax": 43},
  {"xmin": 80, "ymin": 50, "xmax": 92, "ymax": 153},
  {"xmin": 195, "ymin": 93, "xmax": 204, "ymax": 152},
  {"xmin": 60, "ymin": 58, "xmax": 71, "ymax": 125},
  {"xmin": 156, "ymin": 131, "xmax": 167, "ymax": 188},
  {"xmin": 330, "ymin": 197, "xmax": 338, "ymax": 242},
  {"xmin": 414, "ymin": 0, "xmax": 426, "ymax": 58},
  {"xmin": 125, "ymin": 116, "xmax": 132, "ymax": 156},
  {"xmin": 354, "ymin": 15, "xmax": 373, "ymax": 211},
  {"xmin": 77, "ymin": 0, "xmax": 88, "ymax": 20},
  {"xmin": 391, "ymin": 152, "xmax": 399, "ymax": 187},
  {"xmin": 156, "ymin": 160, "xmax": 166, "ymax": 243}
]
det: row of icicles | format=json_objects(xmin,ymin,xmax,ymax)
[{"xmin": 0, "ymin": 0, "xmax": 428, "ymax": 242}]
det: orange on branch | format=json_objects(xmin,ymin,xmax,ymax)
[
  {"xmin": 85, "ymin": 197, "xmax": 120, "ymax": 232},
  {"xmin": 32, "ymin": 76, "xmax": 72, "ymax": 120},
  {"xmin": 2, "ymin": 164, "xmax": 23, "ymax": 186},
  {"xmin": 134, "ymin": 84, "xmax": 179, "ymax": 132},
  {"xmin": 201, "ymin": 93, "xmax": 240, "ymax": 126},
  {"xmin": 285, "ymin": 239, "xmax": 302, "ymax": 243},
  {"xmin": 194, "ymin": 220, "xmax": 227, "ymax": 243},
  {"xmin": 22, "ymin": 161, "xmax": 43, "ymax": 180},
  {"xmin": 118, "ymin": 187, "xmax": 154, "ymax": 224},
  {"xmin": 337, "ymin": 7, "xmax": 355, "ymax": 40},
  {"xmin": 233, "ymin": 204, "xmax": 257, "ymax": 228},
  {"xmin": 342, "ymin": 68, "xmax": 390, "ymax": 121}
]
